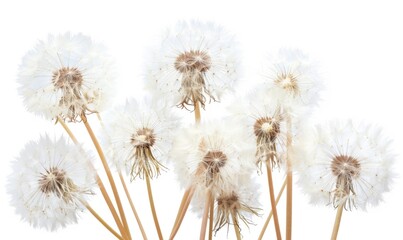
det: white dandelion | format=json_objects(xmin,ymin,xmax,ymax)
[
  {"xmin": 171, "ymin": 121, "xmax": 255, "ymax": 197},
  {"xmin": 146, "ymin": 20, "xmax": 239, "ymax": 110},
  {"xmin": 231, "ymin": 89, "xmax": 289, "ymax": 171},
  {"xmin": 297, "ymin": 120, "xmax": 395, "ymax": 210},
  {"xmin": 18, "ymin": 32, "xmax": 115, "ymax": 122},
  {"xmin": 213, "ymin": 176, "xmax": 261, "ymax": 234},
  {"xmin": 104, "ymin": 98, "xmax": 178, "ymax": 180},
  {"xmin": 7, "ymin": 135, "xmax": 95, "ymax": 231},
  {"xmin": 262, "ymin": 49, "xmax": 322, "ymax": 113}
]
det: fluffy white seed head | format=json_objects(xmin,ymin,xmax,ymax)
[
  {"xmin": 297, "ymin": 120, "xmax": 395, "ymax": 210},
  {"xmin": 261, "ymin": 49, "xmax": 322, "ymax": 114},
  {"xmin": 170, "ymin": 121, "xmax": 255, "ymax": 200},
  {"xmin": 7, "ymin": 135, "xmax": 95, "ymax": 231},
  {"xmin": 18, "ymin": 32, "xmax": 115, "ymax": 122},
  {"xmin": 146, "ymin": 20, "xmax": 239, "ymax": 110},
  {"xmin": 104, "ymin": 98, "xmax": 179, "ymax": 180}
]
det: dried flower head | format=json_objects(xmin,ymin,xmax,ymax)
[
  {"xmin": 297, "ymin": 121, "xmax": 395, "ymax": 210},
  {"xmin": 7, "ymin": 135, "xmax": 95, "ymax": 231},
  {"xmin": 104, "ymin": 98, "xmax": 178, "ymax": 180},
  {"xmin": 230, "ymin": 90, "xmax": 288, "ymax": 171},
  {"xmin": 262, "ymin": 49, "xmax": 322, "ymax": 112},
  {"xmin": 170, "ymin": 121, "xmax": 255, "ymax": 196},
  {"xmin": 214, "ymin": 187, "xmax": 260, "ymax": 234},
  {"xmin": 18, "ymin": 32, "xmax": 114, "ymax": 122},
  {"xmin": 146, "ymin": 20, "xmax": 239, "ymax": 110}
]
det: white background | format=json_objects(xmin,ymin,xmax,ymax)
[{"xmin": 1, "ymin": 0, "xmax": 402, "ymax": 239}]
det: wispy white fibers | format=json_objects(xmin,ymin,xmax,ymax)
[
  {"xmin": 18, "ymin": 32, "xmax": 115, "ymax": 122},
  {"xmin": 8, "ymin": 135, "xmax": 95, "ymax": 230}
]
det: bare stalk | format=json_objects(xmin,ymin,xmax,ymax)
[
  {"xmin": 81, "ymin": 200, "xmax": 124, "ymax": 240},
  {"xmin": 331, "ymin": 203, "xmax": 344, "ymax": 240},
  {"xmin": 57, "ymin": 117, "xmax": 127, "ymax": 239},
  {"xmin": 145, "ymin": 171, "xmax": 163, "ymax": 240},
  {"xmin": 266, "ymin": 163, "xmax": 282, "ymax": 240},
  {"xmin": 194, "ymin": 100, "xmax": 201, "ymax": 123},
  {"xmin": 119, "ymin": 172, "xmax": 148, "ymax": 240},
  {"xmin": 200, "ymin": 190, "xmax": 212, "ymax": 240},
  {"xmin": 208, "ymin": 195, "xmax": 214, "ymax": 240},
  {"xmin": 170, "ymin": 186, "xmax": 195, "ymax": 239},
  {"xmin": 81, "ymin": 114, "xmax": 131, "ymax": 240},
  {"xmin": 285, "ymin": 115, "xmax": 293, "ymax": 240},
  {"xmin": 259, "ymin": 178, "xmax": 287, "ymax": 240}
]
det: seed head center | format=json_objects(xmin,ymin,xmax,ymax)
[
  {"xmin": 203, "ymin": 150, "xmax": 227, "ymax": 175},
  {"xmin": 131, "ymin": 128, "xmax": 156, "ymax": 147},
  {"xmin": 52, "ymin": 67, "xmax": 83, "ymax": 89},
  {"xmin": 331, "ymin": 155, "xmax": 361, "ymax": 178},
  {"xmin": 254, "ymin": 117, "xmax": 280, "ymax": 141},
  {"xmin": 174, "ymin": 50, "xmax": 212, "ymax": 73}
]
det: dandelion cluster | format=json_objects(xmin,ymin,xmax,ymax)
[{"xmin": 9, "ymin": 20, "xmax": 396, "ymax": 240}]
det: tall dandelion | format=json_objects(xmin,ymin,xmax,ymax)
[
  {"xmin": 104, "ymin": 98, "xmax": 178, "ymax": 240},
  {"xmin": 297, "ymin": 121, "xmax": 395, "ymax": 239}
]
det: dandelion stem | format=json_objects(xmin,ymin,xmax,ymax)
[
  {"xmin": 231, "ymin": 212, "xmax": 241, "ymax": 240},
  {"xmin": 194, "ymin": 99, "xmax": 201, "ymax": 123},
  {"xmin": 259, "ymin": 178, "xmax": 287, "ymax": 240},
  {"xmin": 119, "ymin": 172, "xmax": 148, "ymax": 240},
  {"xmin": 81, "ymin": 114, "xmax": 132, "ymax": 240},
  {"xmin": 331, "ymin": 203, "xmax": 344, "ymax": 240},
  {"xmin": 56, "ymin": 116, "xmax": 127, "ymax": 239},
  {"xmin": 170, "ymin": 186, "xmax": 195, "ymax": 239},
  {"xmin": 266, "ymin": 163, "xmax": 282, "ymax": 240},
  {"xmin": 145, "ymin": 171, "xmax": 163, "ymax": 240},
  {"xmin": 57, "ymin": 116, "xmax": 78, "ymax": 144},
  {"xmin": 200, "ymin": 190, "xmax": 212, "ymax": 240},
  {"xmin": 81, "ymin": 200, "xmax": 124, "ymax": 240},
  {"xmin": 285, "ymin": 115, "xmax": 293, "ymax": 240},
  {"xmin": 208, "ymin": 195, "xmax": 214, "ymax": 240}
]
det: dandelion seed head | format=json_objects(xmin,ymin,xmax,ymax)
[{"xmin": 297, "ymin": 120, "xmax": 395, "ymax": 210}]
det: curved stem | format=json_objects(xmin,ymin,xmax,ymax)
[
  {"xmin": 81, "ymin": 200, "xmax": 124, "ymax": 240},
  {"xmin": 81, "ymin": 114, "xmax": 131, "ymax": 240},
  {"xmin": 119, "ymin": 173, "xmax": 148, "ymax": 240},
  {"xmin": 145, "ymin": 172, "xmax": 163, "ymax": 240},
  {"xmin": 170, "ymin": 186, "xmax": 195, "ymax": 239},
  {"xmin": 57, "ymin": 117, "xmax": 127, "ymax": 239},
  {"xmin": 259, "ymin": 178, "xmax": 287, "ymax": 240},
  {"xmin": 331, "ymin": 202, "xmax": 344, "ymax": 240}
]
